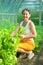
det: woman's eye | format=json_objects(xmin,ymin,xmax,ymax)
[
  {"xmin": 23, "ymin": 13, "xmax": 27, "ymax": 15},
  {"xmin": 26, "ymin": 14, "xmax": 27, "ymax": 15}
]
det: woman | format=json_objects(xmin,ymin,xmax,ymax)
[{"xmin": 11, "ymin": 9, "xmax": 37, "ymax": 59}]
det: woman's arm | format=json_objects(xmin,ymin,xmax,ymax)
[
  {"xmin": 10, "ymin": 25, "xmax": 20, "ymax": 37},
  {"xmin": 25, "ymin": 21, "xmax": 37, "ymax": 38}
]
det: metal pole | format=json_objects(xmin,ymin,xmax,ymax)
[{"xmin": 39, "ymin": 0, "xmax": 42, "ymax": 26}]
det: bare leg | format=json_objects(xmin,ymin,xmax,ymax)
[
  {"xmin": 18, "ymin": 49, "xmax": 27, "ymax": 59},
  {"xmin": 25, "ymin": 50, "xmax": 34, "ymax": 59},
  {"xmin": 25, "ymin": 50, "xmax": 32, "ymax": 54},
  {"xmin": 18, "ymin": 48, "xmax": 26, "ymax": 53},
  {"xmin": 18, "ymin": 48, "xmax": 34, "ymax": 59}
]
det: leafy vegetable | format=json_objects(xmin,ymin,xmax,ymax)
[{"xmin": 0, "ymin": 26, "xmax": 24, "ymax": 65}]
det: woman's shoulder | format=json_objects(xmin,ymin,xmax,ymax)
[
  {"xmin": 28, "ymin": 20, "xmax": 35, "ymax": 29},
  {"xmin": 29, "ymin": 20, "xmax": 35, "ymax": 26}
]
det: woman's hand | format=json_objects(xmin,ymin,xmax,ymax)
[{"xmin": 19, "ymin": 34, "xmax": 26, "ymax": 38}]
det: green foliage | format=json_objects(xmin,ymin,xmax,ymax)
[
  {"xmin": 0, "ymin": 26, "xmax": 24, "ymax": 65},
  {"xmin": 33, "ymin": 26, "xmax": 43, "ymax": 54},
  {"xmin": 0, "ymin": 18, "xmax": 18, "ymax": 30},
  {"xmin": 17, "ymin": 12, "xmax": 23, "ymax": 23}
]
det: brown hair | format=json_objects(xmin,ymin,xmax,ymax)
[{"xmin": 22, "ymin": 8, "xmax": 30, "ymax": 14}]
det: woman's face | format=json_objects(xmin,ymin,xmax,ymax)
[{"xmin": 22, "ymin": 10, "xmax": 30, "ymax": 21}]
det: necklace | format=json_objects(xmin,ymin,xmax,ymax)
[{"xmin": 22, "ymin": 21, "xmax": 28, "ymax": 27}]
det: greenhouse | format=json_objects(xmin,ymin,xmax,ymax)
[
  {"xmin": 0, "ymin": 0, "xmax": 43, "ymax": 65},
  {"xmin": 0, "ymin": 0, "xmax": 43, "ymax": 28}
]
